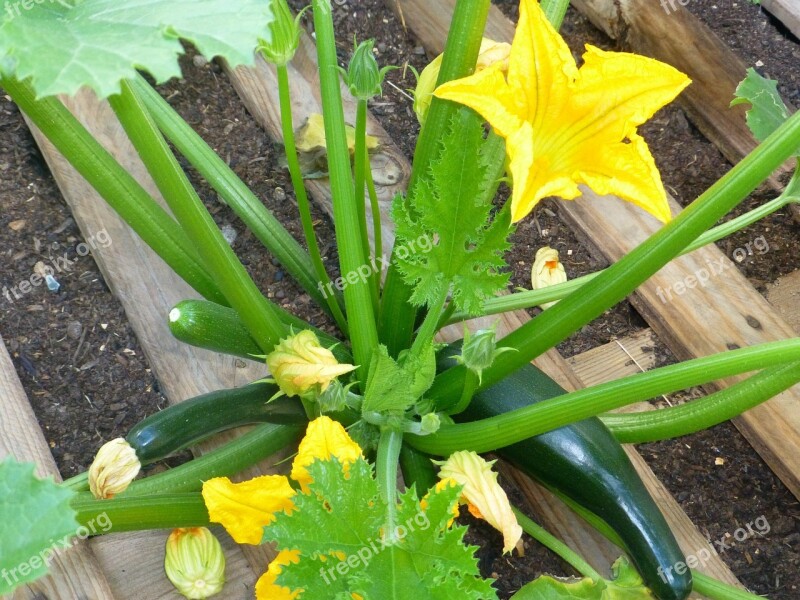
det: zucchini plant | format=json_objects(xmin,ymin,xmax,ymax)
[{"xmin": 1, "ymin": 0, "xmax": 799, "ymax": 598}]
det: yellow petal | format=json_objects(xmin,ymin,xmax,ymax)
[
  {"xmin": 531, "ymin": 246, "xmax": 568, "ymax": 309},
  {"xmin": 255, "ymin": 549, "xmax": 302, "ymax": 600},
  {"xmin": 291, "ymin": 416, "xmax": 363, "ymax": 492},
  {"xmin": 437, "ymin": 451, "xmax": 522, "ymax": 554},
  {"xmin": 202, "ymin": 475, "xmax": 295, "ymax": 545}
]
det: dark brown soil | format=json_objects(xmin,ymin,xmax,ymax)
[{"xmin": 0, "ymin": 0, "xmax": 798, "ymax": 598}]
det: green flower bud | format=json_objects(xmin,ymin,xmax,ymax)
[
  {"xmin": 454, "ymin": 325, "xmax": 516, "ymax": 384},
  {"xmin": 345, "ymin": 39, "xmax": 393, "ymax": 100},
  {"xmin": 419, "ymin": 412, "xmax": 441, "ymax": 435},
  {"xmin": 164, "ymin": 527, "xmax": 226, "ymax": 599},
  {"xmin": 259, "ymin": 0, "xmax": 304, "ymax": 66}
]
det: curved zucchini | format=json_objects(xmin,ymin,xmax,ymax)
[
  {"xmin": 126, "ymin": 381, "xmax": 307, "ymax": 464},
  {"xmin": 439, "ymin": 348, "xmax": 691, "ymax": 600}
]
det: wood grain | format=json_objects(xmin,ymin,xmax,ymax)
[
  {"xmin": 766, "ymin": 269, "xmax": 800, "ymax": 334},
  {"xmin": 224, "ymin": 29, "xmax": 741, "ymax": 593},
  {"xmin": 763, "ymin": 0, "xmax": 800, "ymax": 40},
  {"xmin": 0, "ymin": 336, "xmax": 116, "ymax": 600}
]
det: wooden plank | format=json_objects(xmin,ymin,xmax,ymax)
[
  {"xmin": 763, "ymin": 0, "xmax": 800, "ymax": 40},
  {"xmin": 568, "ymin": 329, "xmax": 658, "ymax": 387},
  {"xmin": 766, "ymin": 269, "xmax": 800, "ymax": 333},
  {"xmin": 224, "ymin": 34, "xmax": 742, "ymax": 592},
  {"xmin": 393, "ymin": 0, "xmax": 800, "ymax": 503},
  {"xmin": 0, "ymin": 336, "xmax": 116, "ymax": 600},
  {"xmin": 22, "ymin": 92, "xmax": 285, "ymax": 597}
]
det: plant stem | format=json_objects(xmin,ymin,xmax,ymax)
[
  {"xmin": 540, "ymin": 0, "xmax": 571, "ymax": 30},
  {"xmin": 129, "ymin": 75, "xmax": 330, "ymax": 312},
  {"xmin": 692, "ymin": 572, "xmax": 767, "ymax": 600},
  {"xmin": 365, "ymin": 154, "xmax": 383, "ymax": 274},
  {"xmin": 601, "ymin": 362, "xmax": 800, "ymax": 443},
  {"xmin": 277, "ymin": 64, "xmax": 348, "ymax": 332},
  {"xmin": 512, "ymin": 507, "xmax": 602, "ymax": 582},
  {"xmin": 0, "ymin": 76, "xmax": 225, "ymax": 305},
  {"xmin": 122, "ymin": 423, "xmax": 302, "ymax": 496},
  {"xmin": 430, "ymin": 109, "xmax": 800, "ymax": 406},
  {"xmin": 72, "ymin": 494, "xmax": 209, "ymax": 533},
  {"xmin": 378, "ymin": 0, "xmax": 492, "ymax": 355},
  {"xmin": 63, "ymin": 471, "xmax": 89, "ymax": 492},
  {"xmin": 313, "ymin": 0, "xmax": 379, "ymax": 384},
  {"xmin": 110, "ymin": 80, "xmax": 286, "ymax": 351},
  {"xmin": 354, "ymin": 98, "xmax": 381, "ymax": 315},
  {"xmin": 409, "ymin": 339, "xmax": 800, "ymax": 455},
  {"xmin": 409, "ymin": 289, "xmax": 449, "ymax": 358},
  {"xmin": 376, "ymin": 427, "xmax": 403, "ymax": 543}
]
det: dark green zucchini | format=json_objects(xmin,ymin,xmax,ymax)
[
  {"xmin": 439, "ymin": 348, "xmax": 691, "ymax": 600},
  {"xmin": 127, "ymin": 381, "xmax": 307, "ymax": 464}
]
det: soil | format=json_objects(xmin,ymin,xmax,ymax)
[{"xmin": 0, "ymin": 0, "xmax": 798, "ymax": 598}]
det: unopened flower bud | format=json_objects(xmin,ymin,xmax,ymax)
[
  {"xmin": 165, "ymin": 527, "xmax": 226, "ymax": 599},
  {"xmin": 88, "ymin": 438, "xmax": 141, "ymax": 499},
  {"xmin": 259, "ymin": 0, "xmax": 304, "ymax": 66},
  {"xmin": 414, "ymin": 38, "xmax": 511, "ymax": 125},
  {"xmin": 266, "ymin": 330, "xmax": 357, "ymax": 399},
  {"xmin": 531, "ymin": 246, "xmax": 567, "ymax": 309},
  {"xmin": 345, "ymin": 39, "xmax": 393, "ymax": 100},
  {"xmin": 453, "ymin": 325, "xmax": 514, "ymax": 384}
]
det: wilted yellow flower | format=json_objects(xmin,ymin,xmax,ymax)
[
  {"xmin": 531, "ymin": 246, "xmax": 568, "ymax": 309},
  {"xmin": 164, "ymin": 527, "xmax": 226, "ymax": 599},
  {"xmin": 434, "ymin": 0, "xmax": 690, "ymax": 223},
  {"xmin": 295, "ymin": 113, "xmax": 379, "ymax": 155},
  {"xmin": 88, "ymin": 438, "xmax": 141, "ymax": 499},
  {"xmin": 413, "ymin": 38, "xmax": 511, "ymax": 125},
  {"xmin": 266, "ymin": 330, "xmax": 356, "ymax": 399},
  {"xmin": 436, "ymin": 451, "xmax": 522, "ymax": 554},
  {"xmin": 202, "ymin": 417, "xmax": 362, "ymax": 545},
  {"xmin": 290, "ymin": 415, "xmax": 363, "ymax": 492}
]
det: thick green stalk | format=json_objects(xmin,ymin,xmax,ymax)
[
  {"xmin": 601, "ymin": 362, "xmax": 800, "ymax": 443},
  {"xmin": 354, "ymin": 99, "xmax": 380, "ymax": 314},
  {"xmin": 376, "ymin": 427, "xmax": 403, "ymax": 542},
  {"xmin": 129, "ymin": 75, "xmax": 330, "ymax": 311},
  {"xmin": 409, "ymin": 289, "xmax": 448, "ymax": 358},
  {"xmin": 409, "ymin": 339, "xmax": 800, "ymax": 455},
  {"xmin": 277, "ymin": 64, "xmax": 348, "ymax": 332},
  {"xmin": 512, "ymin": 507, "xmax": 602, "ymax": 581},
  {"xmin": 312, "ymin": 0, "xmax": 378, "ymax": 382},
  {"xmin": 1, "ymin": 76, "xmax": 225, "ymax": 305},
  {"xmin": 379, "ymin": 0, "xmax": 492, "ymax": 354},
  {"xmin": 123, "ymin": 423, "xmax": 302, "ymax": 496},
  {"xmin": 430, "ymin": 110, "xmax": 800, "ymax": 405},
  {"xmin": 110, "ymin": 81, "xmax": 286, "ymax": 351},
  {"xmin": 72, "ymin": 494, "xmax": 209, "ymax": 533}
]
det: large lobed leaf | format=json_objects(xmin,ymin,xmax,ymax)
[
  {"xmin": 0, "ymin": 458, "xmax": 79, "ymax": 595},
  {"xmin": 393, "ymin": 108, "xmax": 511, "ymax": 316},
  {"xmin": 263, "ymin": 456, "xmax": 498, "ymax": 599},
  {"xmin": 0, "ymin": 0, "xmax": 274, "ymax": 98}
]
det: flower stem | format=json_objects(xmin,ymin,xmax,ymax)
[
  {"xmin": 376, "ymin": 427, "xmax": 403, "ymax": 543},
  {"xmin": 409, "ymin": 339, "xmax": 800, "ymax": 455},
  {"xmin": 512, "ymin": 507, "xmax": 602, "ymax": 582},
  {"xmin": 365, "ymin": 153, "xmax": 383, "ymax": 275},
  {"xmin": 354, "ymin": 98, "xmax": 380, "ymax": 315},
  {"xmin": 313, "ymin": 0, "xmax": 379, "ymax": 384},
  {"xmin": 277, "ymin": 64, "xmax": 348, "ymax": 333}
]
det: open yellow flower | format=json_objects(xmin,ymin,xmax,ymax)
[
  {"xmin": 202, "ymin": 416, "xmax": 362, "ymax": 545},
  {"xmin": 433, "ymin": 0, "xmax": 690, "ymax": 223}
]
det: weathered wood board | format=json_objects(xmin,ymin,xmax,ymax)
[
  {"xmin": 763, "ymin": 0, "xmax": 800, "ymax": 41},
  {"xmin": 224, "ymin": 36, "xmax": 742, "ymax": 593},
  {"xmin": 392, "ymin": 0, "xmax": 800, "ymax": 504}
]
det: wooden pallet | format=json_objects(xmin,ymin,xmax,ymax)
[{"xmin": 2, "ymin": 2, "xmax": 797, "ymax": 598}]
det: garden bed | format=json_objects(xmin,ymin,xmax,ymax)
[{"xmin": 0, "ymin": 0, "xmax": 798, "ymax": 598}]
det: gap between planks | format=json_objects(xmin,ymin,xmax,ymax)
[{"xmin": 224, "ymin": 34, "xmax": 742, "ymax": 595}]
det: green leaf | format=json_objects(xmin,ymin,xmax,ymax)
[
  {"xmin": 510, "ymin": 557, "xmax": 655, "ymax": 600},
  {"xmin": 0, "ymin": 458, "xmax": 79, "ymax": 595},
  {"xmin": 392, "ymin": 108, "xmax": 511, "ymax": 316},
  {"xmin": 362, "ymin": 345, "xmax": 418, "ymax": 414},
  {"xmin": 731, "ymin": 68, "xmax": 797, "ymax": 156},
  {"xmin": 263, "ymin": 457, "xmax": 497, "ymax": 599},
  {"xmin": 0, "ymin": 0, "xmax": 274, "ymax": 98}
]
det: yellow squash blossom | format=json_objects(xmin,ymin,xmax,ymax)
[
  {"xmin": 434, "ymin": 0, "xmax": 690, "ymax": 223},
  {"xmin": 436, "ymin": 451, "xmax": 523, "ymax": 554},
  {"xmin": 531, "ymin": 246, "xmax": 567, "ymax": 309},
  {"xmin": 88, "ymin": 437, "xmax": 141, "ymax": 499},
  {"xmin": 266, "ymin": 330, "xmax": 356, "ymax": 399},
  {"xmin": 202, "ymin": 416, "xmax": 362, "ymax": 545}
]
